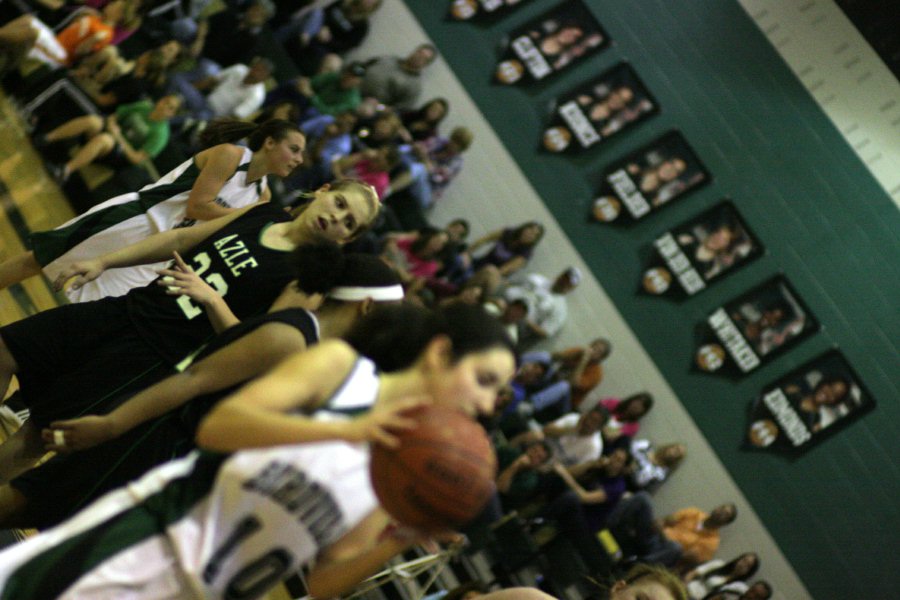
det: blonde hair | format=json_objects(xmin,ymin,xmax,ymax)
[
  {"xmin": 291, "ymin": 179, "xmax": 381, "ymax": 241},
  {"xmin": 622, "ymin": 564, "xmax": 687, "ymax": 600}
]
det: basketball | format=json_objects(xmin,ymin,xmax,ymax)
[{"xmin": 370, "ymin": 405, "xmax": 497, "ymax": 532}]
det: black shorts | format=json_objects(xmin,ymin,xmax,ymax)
[
  {"xmin": 12, "ymin": 411, "xmax": 193, "ymax": 529},
  {"xmin": 97, "ymin": 143, "xmax": 131, "ymax": 169},
  {"xmin": 0, "ymin": 298, "xmax": 170, "ymax": 425}
]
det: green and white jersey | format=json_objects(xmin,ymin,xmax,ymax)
[
  {"xmin": 33, "ymin": 146, "xmax": 267, "ymax": 303},
  {"xmin": 0, "ymin": 435, "xmax": 375, "ymax": 599},
  {"xmin": 0, "ymin": 359, "xmax": 382, "ymax": 599}
]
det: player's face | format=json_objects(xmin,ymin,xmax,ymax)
[
  {"xmin": 307, "ymin": 186, "xmax": 374, "ymax": 243},
  {"xmin": 611, "ymin": 580, "xmax": 677, "ymax": 600},
  {"xmin": 266, "ymin": 131, "xmax": 305, "ymax": 177},
  {"xmin": 429, "ymin": 347, "xmax": 516, "ymax": 416}
]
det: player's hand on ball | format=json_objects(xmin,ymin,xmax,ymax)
[
  {"xmin": 42, "ymin": 415, "xmax": 116, "ymax": 452},
  {"xmin": 352, "ymin": 396, "xmax": 431, "ymax": 448},
  {"xmin": 53, "ymin": 259, "xmax": 105, "ymax": 291}
]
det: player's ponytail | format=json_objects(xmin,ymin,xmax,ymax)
[{"xmin": 199, "ymin": 119, "xmax": 302, "ymax": 151}]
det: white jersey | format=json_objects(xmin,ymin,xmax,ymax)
[
  {"xmin": 0, "ymin": 359, "xmax": 381, "ymax": 600},
  {"xmin": 35, "ymin": 147, "xmax": 266, "ymax": 303}
]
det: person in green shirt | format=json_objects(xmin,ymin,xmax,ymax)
[
  {"xmin": 279, "ymin": 62, "xmax": 364, "ymax": 117},
  {"xmin": 38, "ymin": 94, "xmax": 181, "ymax": 182},
  {"xmin": 495, "ymin": 439, "xmax": 551, "ymax": 510}
]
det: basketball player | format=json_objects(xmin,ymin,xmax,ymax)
[{"xmin": 0, "ymin": 304, "xmax": 517, "ymax": 599}]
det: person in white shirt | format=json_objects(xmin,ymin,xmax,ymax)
[
  {"xmin": 176, "ymin": 57, "xmax": 273, "ymax": 123},
  {"xmin": 503, "ymin": 266, "xmax": 581, "ymax": 346}
]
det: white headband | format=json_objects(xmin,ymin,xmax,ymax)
[{"xmin": 329, "ymin": 284, "xmax": 405, "ymax": 302}]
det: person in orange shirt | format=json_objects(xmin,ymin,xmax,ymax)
[
  {"xmin": 551, "ymin": 337, "xmax": 611, "ymax": 408},
  {"xmin": 0, "ymin": 1, "xmax": 124, "ymax": 70},
  {"xmin": 662, "ymin": 503, "xmax": 737, "ymax": 565},
  {"xmin": 607, "ymin": 491, "xmax": 736, "ymax": 567}
]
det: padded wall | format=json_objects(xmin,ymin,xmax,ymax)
[{"xmin": 405, "ymin": 1, "xmax": 900, "ymax": 598}]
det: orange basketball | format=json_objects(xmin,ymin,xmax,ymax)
[{"xmin": 370, "ymin": 405, "xmax": 497, "ymax": 532}]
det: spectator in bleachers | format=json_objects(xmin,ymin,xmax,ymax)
[
  {"xmin": 277, "ymin": 0, "xmax": 382, "ymax": 75},
  {"xmin": 606, "ymin": 494, "xmax": 737, "ymax": 567},
  {"xmin": 361, "ymin": 42, "xmax": 437, "ymax": 109},
  {"xmin": 380, "ymin": 226, "xmax": 449, "ymax": 301},
  {"xmin": 38, "ymin": 94, "xmax": 181, "ymax": 182},
  {"xmin": 0, "ymin": 1, "xmax": 126, "ymax": 71},
  {"xmin": 628, "ymin": 440, "xmax": 686, "ymax": 493},
  {"xmin": 332, "ymin": 145, "xmax": 400, "ymax": 199},
  {"xmin": 186, "ymin": 0, "xmax": 273, "ymax": 70},
  {"xmin": 74, "ymin": 40, "xmax": 182, "ymax": 109},
  {"xmin": 513, "ymin": 406, "xmax": 608, "ymax": 466},
  {"xmin": 600, "ymin": 392, "xmax": 654, "ymax": 453},
  {"xmin": 400, "ymin": 97, "xmax": 449, "ymax": 142},
  {"xmin": 174, "ymin": 55, "xmax": 272, "ymax": 123},
  {"xmin": 551, "ymin": 447, "xmax": 631, "ymax": 532},
  {"xmin": 495, "ymin": 439, "xmax": 552, "ymax": 511},
  {"xmin": 503, "ymin": 266, "xmax": 581, "ymax": 347},
  {"xmin": 265, "ymin": 61, "xmax": 365, "ymax": 119},
  {"xmin": 551, "ymin": 337, "xmax": 611, "ymax": 409},
  {"xmin": 354, "ymin": 109, "xmax": 404, "ymax": 151},
  {"xmin": 684, "ymin": 552, "xmax": 760, "ymax": 600}
]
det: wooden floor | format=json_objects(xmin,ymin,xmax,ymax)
[{"xmin": 0, "ymin": 87, "xmax": 73, "ymax": 327}]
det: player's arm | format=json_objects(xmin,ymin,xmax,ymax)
[
  {"xmin": 185, "ymin": 145, "xmax": 246, "ymax": 221},
  {"xmin": 157, "ymin": 252, "xmax": 240, "ymax": 332},
  {"xmin": 196, "ymin": 340, "xmax": 420, "ymax": 451},
  {"xmin": 306, "ymin": 509, "xmax": 426, "ymax": 600},
  {"xmin": 52, "ymin": 204, "xmax": 255, "ymax": 291},
  {"xmin": 42, "ymin": 322, "xmax": 308, "ymax": 452}
]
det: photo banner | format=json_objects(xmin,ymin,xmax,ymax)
[
  {"xmin": 541, "ymin": 63, "xmax": 657, "ymax": 153},
  {"xmin": 449, "ymin": 0, "xmax": 533, "ymax": 21},
  {"xmin": 694, "ymin": 276, "xmax": 819, "ymax": 375},
  {"xmin": 591, "ymin": 130, "xmax": 708, "ymax": 223},
  {"xmin": 641, "ymin": 201, "xmax": 763, "ymax": 296},
  {"xmin": 744, "ymin": 350, "xmax": 875, "ymax": 455},
  {"xmin": 494, "ymin": 0, "xmax": 609, "ymax": 85}
]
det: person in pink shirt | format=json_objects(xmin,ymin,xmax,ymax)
[{"xmin": 600, "ymin": 392, "xmax": 654, "ymax": 452}]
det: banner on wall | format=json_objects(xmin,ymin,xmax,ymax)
[
  {"xmin": 541, "ymin": 63, "xmax": 657, "ymax": 153},
  {"xmin": 744, "ymin": 350, "xmax": 875, "ymax": 454},
  {"xmin": 641, "ymin": 201, "xmax": 763, "ymax": 296},
  {"xmin": 494, "ymin": 0, "xmax": 609, "ymax": 85},
  {"xmin": 694, "ymin": 276, "xmax": 818, "ymax": 375},
  {"xmin": 449, "ymin": 0, "xmax": 533, "ymax": 21},
  {"xmin": 591, "ymin": 130, "xmax": 707, "ymax": 223}
]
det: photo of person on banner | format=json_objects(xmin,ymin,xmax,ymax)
[
  {"xmin": 591, "ymin": 131, "xmax": 707, "ymax": 223},
  {"xmin": 745, "ymin": 351, "xmax": 874, "ymax": 453},
  {"xmin": 493, "ymin": 0, "xmax": 609, "ymax": 85},
  {"xmin": 449, "ymin": 0, "xmax": 531, "ymax": 22},
  {"xmin": 641, "ymin": 202, "xmax": 762, "ymax": 296},
  {"xmin": 542, "ymin": 63, "xmax": 656, "ymax": 153},
  {"xmin": 696, "ymin": 276, "xmax": 818, "ymax": 375}
]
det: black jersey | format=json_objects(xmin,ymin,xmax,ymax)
[
  {"xmin": 11, "ymin": 308, "xmax": 321, "ymax": 530},
  {"xmin": 126, "ymin": 203, "xmax": 294, "ymax": 365}
]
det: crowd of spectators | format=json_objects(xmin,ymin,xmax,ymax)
[{"xmin": 0, "ymin": 1, "xmax": 774, "ymax": 598}]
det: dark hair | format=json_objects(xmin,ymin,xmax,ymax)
[
  {"xmin": 707, "ymin": 552, "xmax": 760, "ymax": 582},
  {"xmin": 744, "ymin": 581, "xmax": 772, "ymax": 600},
  {"xmin": 447, "ymin": 218, "xmax": 470, "ymax": 238},
  {"xmin": 288, "ymin": 242, "xmax": 345, "ymax": 295},
  {"xmin": 586, "ymin": 405, "xmax": 611, "ymax": 425},
  {"xmin": 335, "ymin": 254, "xmax": 400, "ymax": 290},
  {"xmin": 417, "ymin": 97, "xmax": 449, "ymax": 123},
  {"xmin": 199, "ymin": 118, "xmax": 302, "ymax": 150},
  {"xmin": 344, "ymin": 303, "xmax": 514, "ymax": 372},
  {"xmin": 409, "ymin": 226, "xmax": 446, "ymax": 256},
  {"xmin": 504, "ymin": 221, "xmax": 544, "ymax": 249},
  {"xmin": 617, "ymin": 392, "xmax": 654, "ymax": 421}
]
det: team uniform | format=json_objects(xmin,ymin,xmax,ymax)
[
  {"xmin": 1, "ymin": 202, "xmax": 295, "ymax": 427},
  {"xmin": 33, "ymin": 146, "xmax": 266, "ymax": 303},
  {"xmin": 11, "ymin": 308, "xmax": 321, "ymax": 529},
  {"xmin": 0, "ymin": 358, "xmax": 381, "ymax": 599}
]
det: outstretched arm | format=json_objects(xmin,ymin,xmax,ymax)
[
  {"xmin": 53, "ymin": 204, "xmax": 254, "ymax": 291},
  {"xmin": 42, "ymin": 321, "xmax": 309, "ymax": 452},
  {"xmin": 196, "ymin": 340, "xmax": 422, "ymax": 452}
]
